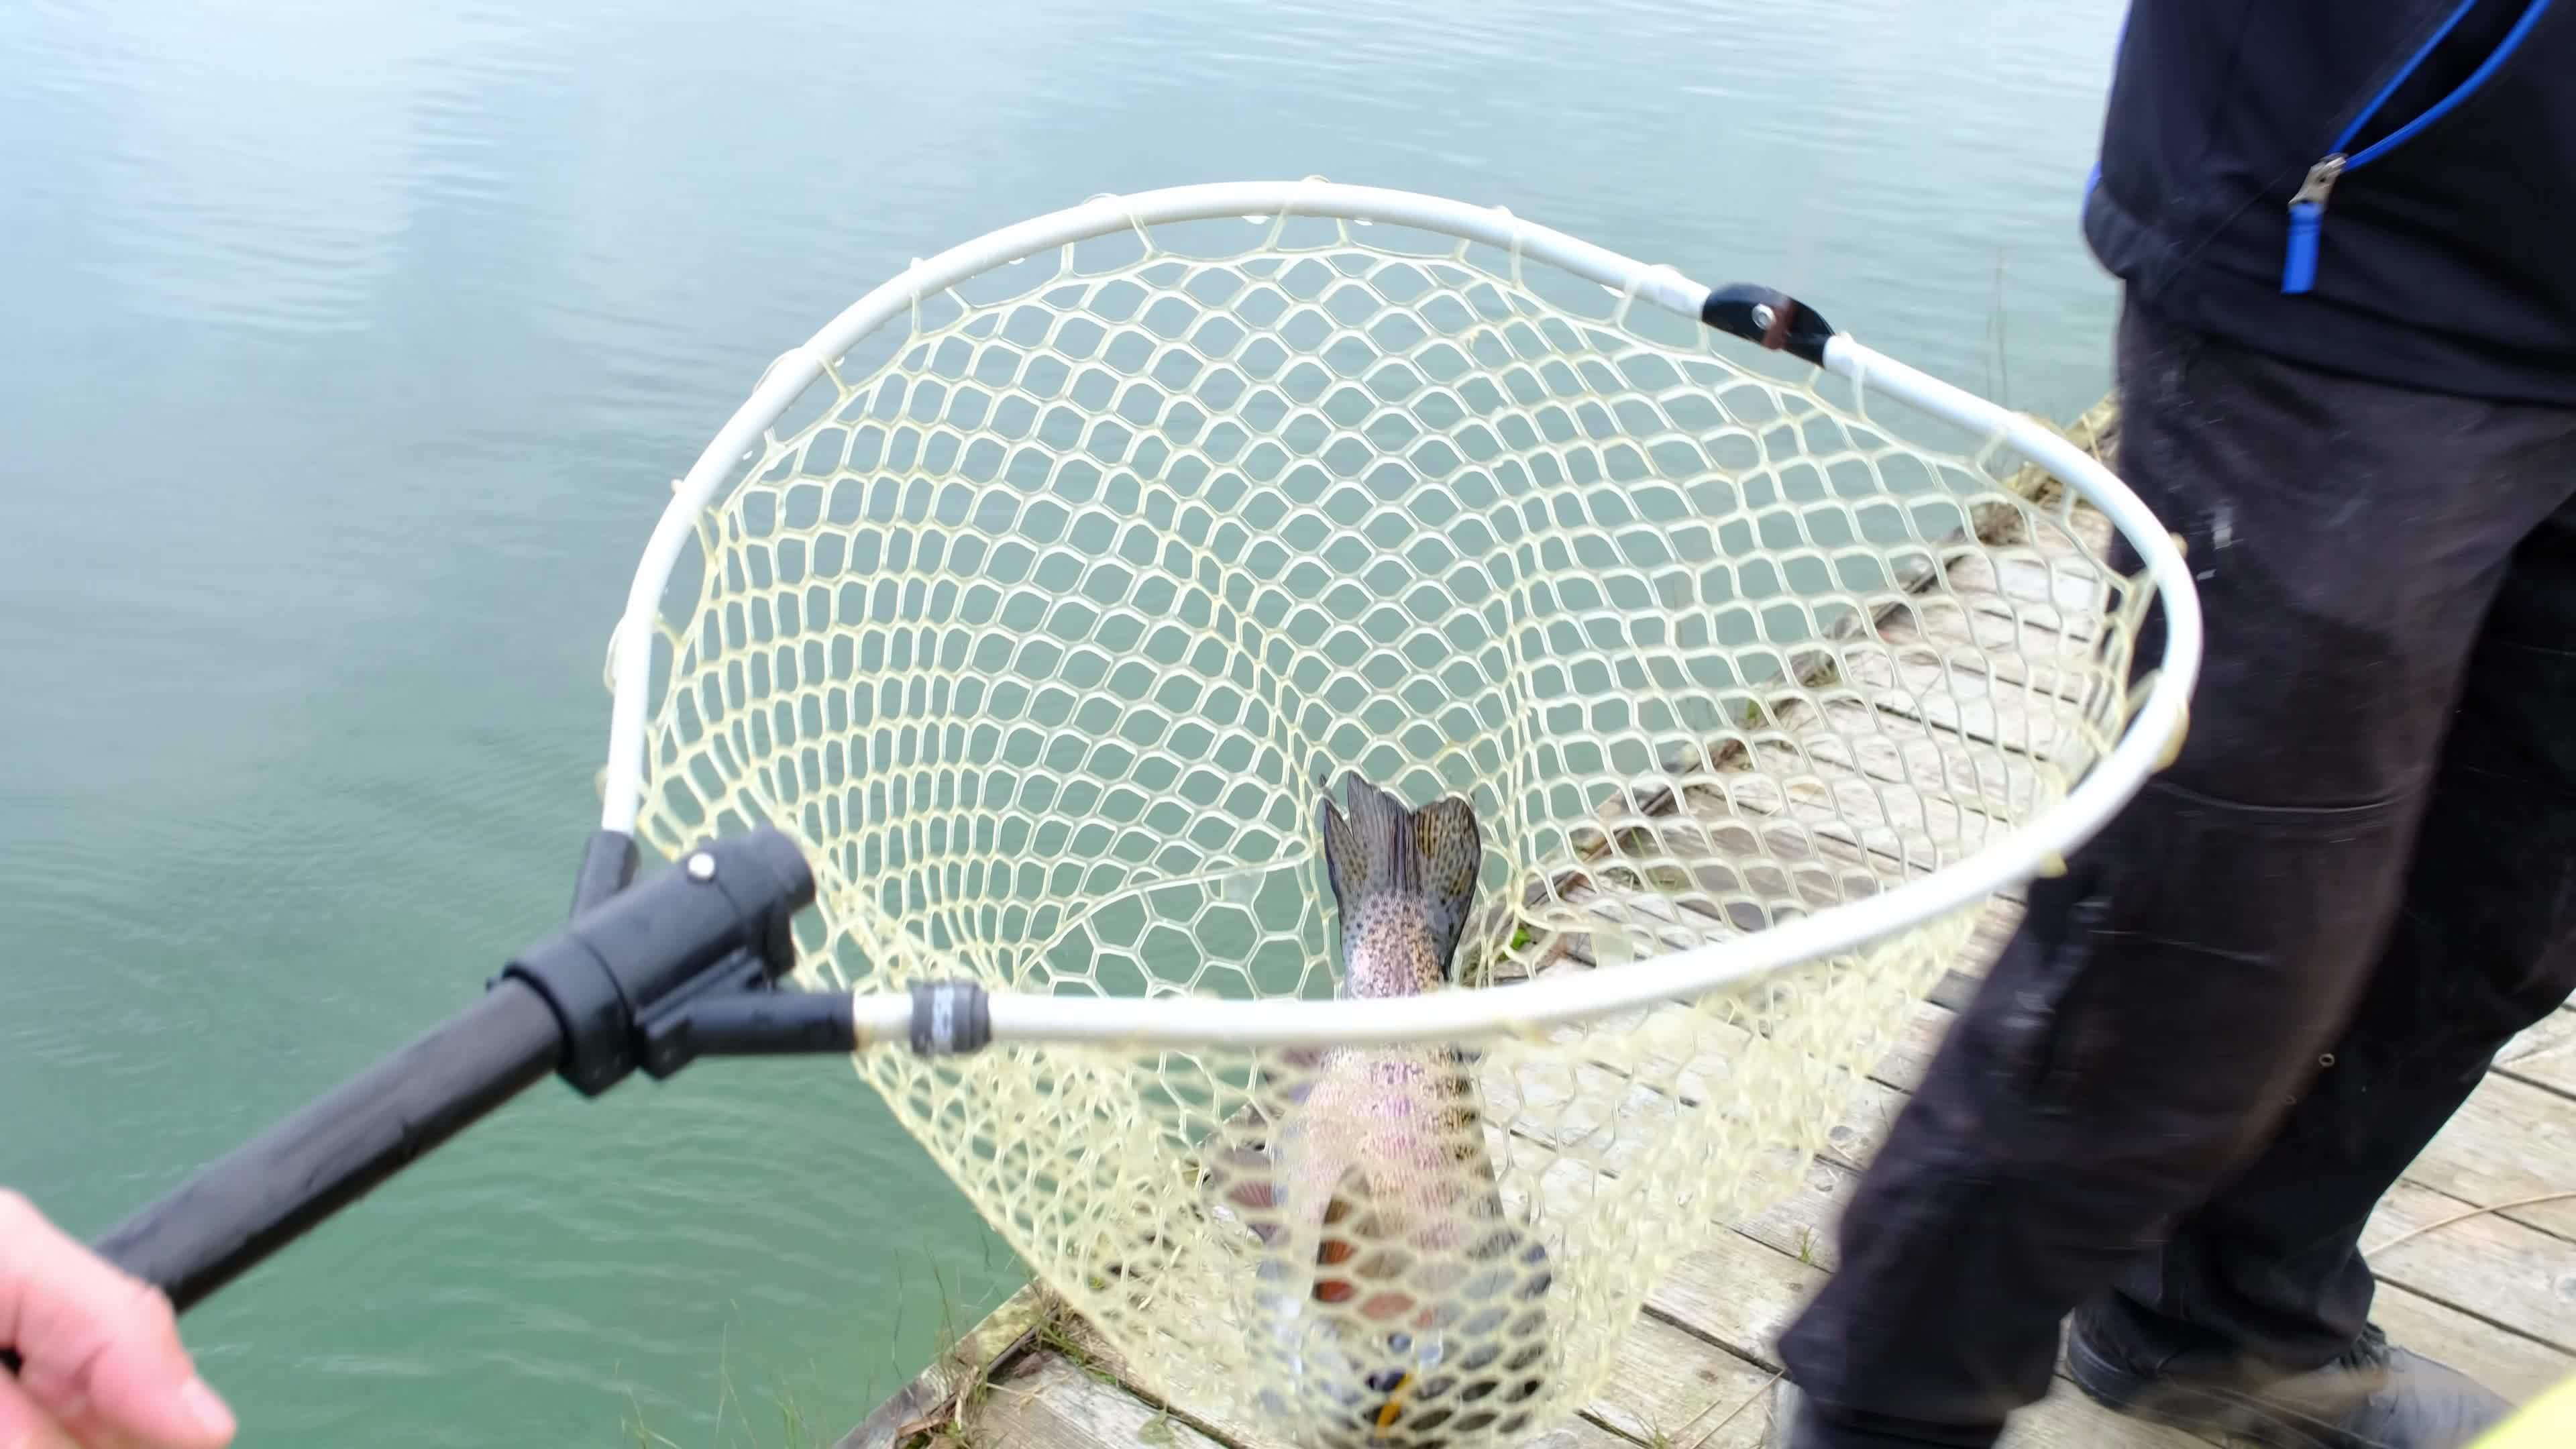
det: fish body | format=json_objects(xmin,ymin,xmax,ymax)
[{"xmin": 1248, "ymin": 773, "xmax": 1550, "ymax": 1448}]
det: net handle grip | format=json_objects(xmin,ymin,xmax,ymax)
[
  {"xmin": 74, "ymin": 982, "xmax": 564, "ymax": 1324},
  {"xmin": 3, "ymin": 828, "xmax": 826, "ymax": 1378},
  {"xmin": 0, "ymin": 982, "xmax": 566, "ymax": 1381}
]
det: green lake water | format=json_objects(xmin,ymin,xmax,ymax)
[{"xmin": 1, "ymin": 1, "xmax": 2125, "ymax": 1444}]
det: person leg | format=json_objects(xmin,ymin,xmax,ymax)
[
  {"xmin": 1768, "ymin": 290, "xmax": 2576, "ymax": 1449},
  {"xmin": 2071, "ymin": 451, "xmax": 2576, "ymax": 1434}
]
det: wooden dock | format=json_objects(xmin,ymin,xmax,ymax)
[{"xmin": 839, "ymin": 400, "xmax": 2576, "ymax": 1449}]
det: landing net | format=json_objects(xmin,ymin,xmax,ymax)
[{"xmin": 598, "ymin": 183, "xmax": 2197, "ymax": 1449}]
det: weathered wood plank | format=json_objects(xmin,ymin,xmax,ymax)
[
  {"xmin": 1525, "ymin": 1415, "xmax": 1661, "ymax": 1449},
  {"xmin": 1720, "ymin": 761, "xmax": 1947, "ymax": 880},
  {"xmin": 2057, "ymin": 497, "xmax": 2118, "ymax": 561},
  {"xmin": 963, "ymin": 1284, "xmax": 2555, "ymax": 1449},
  {"xmin": 1731, "ymin": 881, "xmax": 2576, "ymax": 1375},
  {"xmin": 1886, "ymin": 902, "xmax": 2576, "ymax": 1247},
  {"xmin": 1831, "ymin": 641, "xmax": 2096, "ymax": 764},
  {"xmin": 2406, "ymin": 1077, "xmax": 2576, "ymax": 1241},
  {"xmin": 1503, "ymin": 1052, "xmax": 1685, "ymax": 1172},
  {"xmin": 1939, "ymin": 547, "xmax": 2114, "ymax": 645},
  {"xmin": 1053, "ymin": 1316, "xmax": 1286, "ymax": 1449},
  {"xmin": 1646, "ymin": 1170, "xmax": 2208, "ymax": 1448},
  {"xmin": 1878, "ymin": 979, "xmax": 2576, "ymax": 1246},
  {"xmin": 1733, "ymin": 1356, "xmax": 2216, "ymax": 1448},
  {"xmin": 1729, "ymin": 1197, "xmax": 2574, "ymax": 1434},
  {"xmin": 1869, "ymin": 1000, "xmax": 1960, "ymax": 1097},
  {"xmin": 1571, "ymin": 676, "xmax": 2058, "ymax": 924},
  {"xmin": 2364, "ymin": 1181, "xmax": 2576, "ymax": 1356},
  {"xmin": 1870, "ymin": 587, "xmax": 2107, "ymax": 698},
  {"xmin": 2496, "ymin": 1008, "xmax": 2576, "ymax": 1100},
  {"xmin": 1542, "ymin": 600, "xmax": 2072, "ymax": 932},
  {"xmin": 1585, "ymin": 767, "xmax": 1925, "ymax": 895},
  {"xmin": 1784, "ymin": 696, "xmax": 2053, "ymax": 851},
  {"xmin": 1578, "ymin": 1313, "xmax": 1777, "ymax": 1449},
  {"xmin": 971, "ymin": 1352, "xmax": 1227, "ymax": 1449},
  {"xmin": 836, "ymin": 1283, "xmax": 1054, "ymax": 1449},
  {"xmin": 2363, "ymin": 1286, "xmax": 2576, "ymax": 1407},
  {"xmin": 1993, "ymin": 1389, "xmax": 2208, "ymax": 1449},
  {"xmin": 1059, "ymin": 1301, "xmax": 1649, "ymax": 1449},
  {"xmin": 1729, "ymin": 1131, "xmax": 2576, "ymax": 1374}
]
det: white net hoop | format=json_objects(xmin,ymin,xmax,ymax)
[{"xmin": 598, "ymin": 183, "xmax": 2198, "ymax": 1449}]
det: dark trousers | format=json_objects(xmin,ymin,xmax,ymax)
[{"xmin": 1774, "ymin": 292, "xmax": 2576, "ymax": 1448}]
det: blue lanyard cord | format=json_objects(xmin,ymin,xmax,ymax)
[
  {"xmin": 2333, "ymin": 0, "xmax": 2489, "ymax": 160},
  {"xmin": 2351, "ymin": 0, "xmax": 2557, "ymax": 166},
  {"xmin": 2285, "ymin": 0, "xmax": 2557, "ymax": 292}
]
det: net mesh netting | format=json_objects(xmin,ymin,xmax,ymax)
[{"xmin": 618, "ymin": 207, "xmax": 2146, "ymax": 1449}]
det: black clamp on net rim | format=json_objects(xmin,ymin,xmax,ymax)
[{"xmin": 1699, "ymin": 283, "xmax": 1835, "ymax": 367}]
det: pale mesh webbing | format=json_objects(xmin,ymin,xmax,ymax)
[{"xmin": 622, "ymin": 213, "xmax": 2141, "ymax": 1449}]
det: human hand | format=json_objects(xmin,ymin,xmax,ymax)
[{"xmin": 1, "ymin": 1190, "xmax": 235, "ymax": 1448}]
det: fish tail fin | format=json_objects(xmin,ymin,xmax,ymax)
[{"xmin": 1320, "ymin": 772, "xmax": 1481, "ymax": 979}]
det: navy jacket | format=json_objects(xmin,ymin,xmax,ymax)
[{"xmin": 2084, "ymin": 0, "xmax": 2575, "ymax": 405}]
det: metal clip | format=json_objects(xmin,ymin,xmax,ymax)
[{"xmin": 2291, "ymin": 154, "xmax": 2347, "ymax": 210}]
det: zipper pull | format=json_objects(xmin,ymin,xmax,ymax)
[{"xmin": 2282, "ymin": 154, "xmax": 2346, "ymax": 295}]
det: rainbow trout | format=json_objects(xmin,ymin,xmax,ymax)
[{"xmin": 1243, "ymin": 773, "xmax": 1552, "ymax": 1448}]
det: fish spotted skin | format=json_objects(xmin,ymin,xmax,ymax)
[
  {"xmin": 1264, "ymin": 773, "xmax": 1550, "ymax": 1449},
  {"xmin": 1320, "ymin": 772, "xmax": 1480, "ymax": 998}
]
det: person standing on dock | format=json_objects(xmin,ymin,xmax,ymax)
[{"xmin": 1770, "ymin": 3, "xmax": 2576, "ymax": 1448}]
